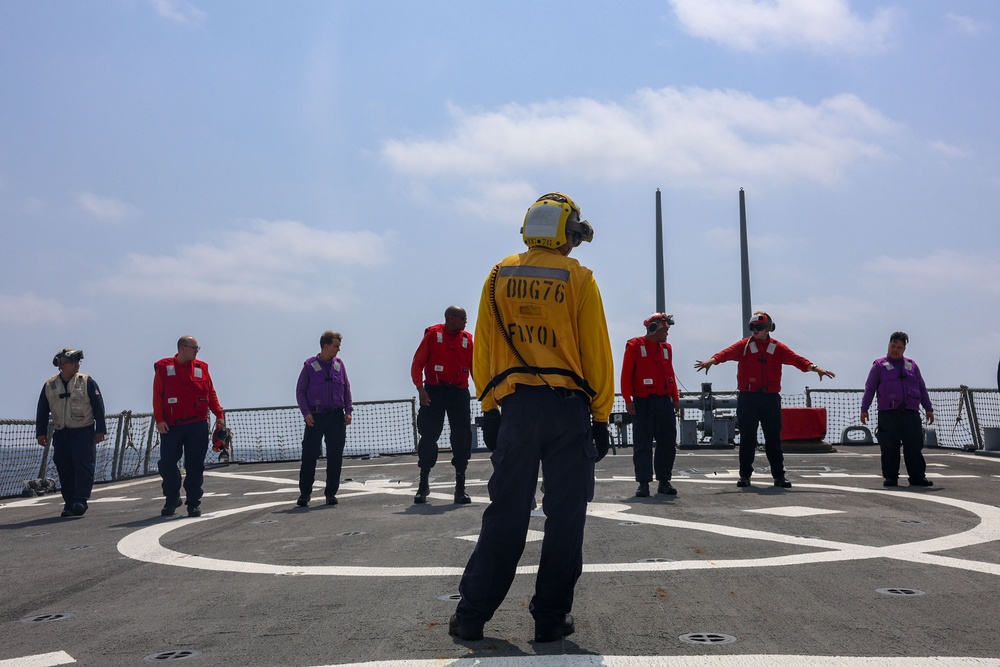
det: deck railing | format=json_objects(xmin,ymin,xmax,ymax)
[{"xmin": 3, "ymin": 387, "xmax": 998, "ymax": 499}]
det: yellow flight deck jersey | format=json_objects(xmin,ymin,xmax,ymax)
[{"xmin": 473, "ymin": 246, "xmax": 614, "ymax": 422}]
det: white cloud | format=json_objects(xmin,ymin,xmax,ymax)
[
  {"xmin": 149, "ymin": 0, "xmax": 205, "ymax": 24},
  {"xmin": 862, "ymin": 250, "xmax": 1000, "ymax": 295},
  {"xmin": 945, "ymin": 12, "xmax": 991, "ymax": 36},
  {"xmin": 382, "ymin": 87, "xmax": 897, "ymax": 200},
  {"xmin": 91, "ymin": 219, "xmax": 391, "ymax": 310},
  {"xmin": 928, "ymin": 140, "xmax": 968, "ymax": 159},
  {"xmin": 452, "ymin": 180, "xmax": 538, "ymax": 223},
  {"xmin": 77, "ymin": 192, "xmax": 137, "ymax": 221},
  {"xmin": 669, "ymin": 0, "xmax": 899, "ymax": 53},
  {"xmin": 0, "ymin": 292, "xmax": 91, "ymax": 326}
]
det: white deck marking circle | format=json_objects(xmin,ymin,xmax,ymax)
[{"xmin": 116, "ymin": 482, "xmax": 1000, "ymax": 577}]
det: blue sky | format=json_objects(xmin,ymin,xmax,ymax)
[{"xmin": 1, "ymin": 0, "xmax": 997, "ymax": 417}]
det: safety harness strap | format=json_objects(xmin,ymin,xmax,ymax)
[{"xmin": 478, "ymin": 366, "xmax": 597, "ymax": 402}]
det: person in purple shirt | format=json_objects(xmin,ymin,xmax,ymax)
[
  {"xmin": 860, "ymin": 331, "xmax": 934, "ymax": 488},
  {"xmin": 295, "ymin": 330, "xmax": 353, "ymax": 507}
]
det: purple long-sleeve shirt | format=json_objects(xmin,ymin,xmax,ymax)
[
  {"xmin": 296, "ymin": 355, "xmax": 353, "ymax": 417},
  {"xmin": 860, "ymin": 356, "xmax": 933, "ymax": 414}
]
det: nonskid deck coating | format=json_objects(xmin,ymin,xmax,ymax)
[{"xmin": 3, "ymin": 446, "xmax": 1000, "ymax": 666}]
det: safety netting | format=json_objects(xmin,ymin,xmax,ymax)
[
  {"xmin": 3, "ymin": 389, "xmax": 998, "ymax": 498},
  {"xmin": 805, "ymin": 387, "xmax": 999, "ymax": 449},
  {"xmin": 0, "ymin": 419, "xmax": 48, "ymax": 499},
  {"xmin": 222, "ymin": 400, "xmax": 418, "ymax": 463}
]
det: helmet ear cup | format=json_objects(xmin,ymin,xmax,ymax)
[
  {"xmin": 52, "ymin": 348, "xmax": 84, "ymax": 367},
  {"xmin": 748, "ymin": 311, "xmax": 775, "ymax": 332},
  {"xmin": 643, "ymin": 313, "xmax": 673, "ymax": 333}
]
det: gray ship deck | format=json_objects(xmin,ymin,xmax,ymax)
[{"xmin": 3, "ymin": 445, "xmax": 1000, "ymax": 667}]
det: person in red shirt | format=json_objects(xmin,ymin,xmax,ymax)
[
  {"xmin": 153, "ymin": 336, "xmax": 224, "ymax": 517},
  {"xmin": 694, "ymin": 312, "xmax": 834, "ymax": 489},
  {"xmin": 410, "ymin": 306, "xmax": 474, "ymax": 504},
  {"xmin": 621, "ymin": 313, "xmax": 680, "ymax": 497}
]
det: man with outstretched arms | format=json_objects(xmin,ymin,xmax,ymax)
[
  {"xmin": 153, "ymin": 335, "xmax": 224, "ymax": 518},
  {"xmin": 410, "ymin": 306, "xmax": 474, "ymax": 505},
  {"xmin": 694, "ymin": 312, "xmax": 834, "ymax": 489},
  {"xmin": 36, "ymin": 348, "xmax": 106, "ymax": 518},
  {"xmin": 450, "ymin": 192, "xmax": 614, "ymax": 644},
  {"xmin": 621, "ymin": 313, "xmax": 680, "ymax": 498}
]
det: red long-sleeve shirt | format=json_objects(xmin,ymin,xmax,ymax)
[{"xmin": 712, "ymin": 336, "xmax": 812, "ymax": 394}]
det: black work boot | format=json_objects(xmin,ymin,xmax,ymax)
[
  {"xmin": 449, "ymin": 613, "xmax": 484, "ymax": 641},
  {"xmin": 454, "ymin": 472, "xmax": 471, "ymax": 504},
  {"xmin": 534, "ymin": 613, "xmax": 575, "ymax": 643},
  {"xmin": 657, "ymin": 480, "xmax": 677, "ymax": 495},
  {"xmin": 414, "ymin": 470, "xmax": 430, "ymax": 504},
  {"xmin": 161, "ymin": 497, "xmax": 183, "ymax": 517}
]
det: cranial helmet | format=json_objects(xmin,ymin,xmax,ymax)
[
  {"xmin": 212, "ymin": 426, "xmax": 233, "ymax": 453},
  {"xmin": 748, "ymin": 311, "xmax": 776, "ymax": 332},
  {"xmin": 521, "ymin": 192, "xmax": 594, "ymax": 249},
  {"xmin": 644, "ymin": 313, "xmax": 675, "ymax": 333},
  {"xmin": 52, "ymin": 348, "xmax": 84, "ymax": 367}
]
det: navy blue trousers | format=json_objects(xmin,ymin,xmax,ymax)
[
  {"xmin": 158, "ymin": 420, "xmax": 210, "ymax": 509},
  {"xmin": 631, "ymin": 395, "xmax": 677, "ymax": 482},
  {"xmin": 877, "ymin": 409, "xmax": 927, "ymax": 482},
  {"xmin": 299, "ymin": 409, "xmax": 347, "ymax": 499},
  {"xmin": 456, "ymin": 385, "xmax": 595, "ymax": 630},
  {"xmin": 52, "ymin": 425, "xmax": 97, "ymax": 509},
  {"xmin": 737, "ymin": 392, "xmax": 785, "ymax": 480},
  {"xmin": 416, "ymin": 385, "xmax": 472, "ymax": 473}
]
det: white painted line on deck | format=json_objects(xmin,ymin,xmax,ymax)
[
  {"xmin": 117, "ymin": 500, "xmax": 465, "ymax": 576},
  {"xmin": 743, "ymin": 506, "xmax": 843, "ymax": 517},
  {"xmin": 0, "ymin": 651, "xmax": 75, "ymax": 667},
  {"xmin": 91, "ymin": 477, "xmax": 162, "ymax": 493},
  {"xmin": 204, "ymin": 471, "xmax": 300, "ymax": 485},
  {"xmin": 0, "ymin": 498, "xmax": 56, "ymax": 509},
  {"xmin": 117, "ymin": 482, "xmax": 1000, "ymax": 578},
  {"xmin": 936, "ymin": 452, "xmax": 1000, "ymax": 463},
  {"xmin": 244, "ymin": 488, "xmax": 302, "ymax": 496},
  {"xmin": 804, "ymin": 473, "xmax": 881, "ymax": 478},
  {"xmin": 804, "ymin": 473, "xmax": 978, "ymax": 479}
]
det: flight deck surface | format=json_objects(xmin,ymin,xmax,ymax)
[{"xmin": 3, "ymin": 446, "xmax": 1000, "ymax": 666}]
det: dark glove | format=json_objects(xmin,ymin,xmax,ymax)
[
  {"xmin": 481, "ymin": 409, "xmax": 501, "ymax": 451},
  {"xmin": 592, "ymin": 421, "xmax": 610, "ymax": 462}
]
